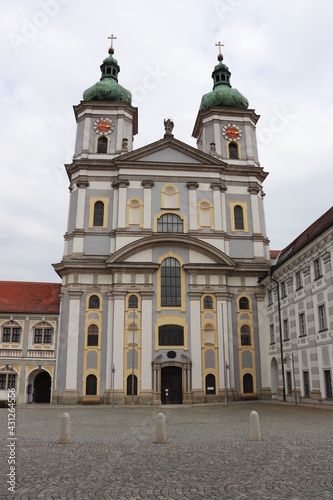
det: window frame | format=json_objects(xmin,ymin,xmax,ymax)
[
  {"xmin": 88, "ymin": 197, "xmax": 109, "ymax": 229},
  {"xmin": 295, "ymin": 271, "xmax": 303, "ymax": 290},
  {"xmin": 299, "ymin": 312, "xmax": 306, "ymax": 337},
  {"xmin": 230, "ymin": 201, "xmax": 248, "ymax": 233},
  {"xmin": 157, "ymin": 213, "xmax": 184, "ymax": 233},
  {"xmin": 318, "ymin": 304, "xmax": 327, "ymax": 331},
  {"xmin": 281, "ymin": 281, "xmax": 287, "ymax": 298},
  {"xmin": 270, "ymin": 324, "xmax": 275, "ymax": 345},
  {"xmin": 283, "ymin": 318, "xmax": 289, "ymax": 341},
  {"xmin": 2, "ymin": 324, "xmax": 21, "ymax": 343},
  {"xmin": 314, "ymin": 258, "xmax": 322, "ymax": 280}
]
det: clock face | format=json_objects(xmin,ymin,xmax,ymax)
[
  {"xmin": 93, "ymin": 117, "xmax": 115, "ymax": 135},
  {"xmin": 222, "ymin": 124, "xmax": 242, "ymax": 142}
]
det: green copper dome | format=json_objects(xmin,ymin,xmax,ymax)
[
  {"xmin": 199, "ymin": 54, "xmax": 248, "ymax": 111},
  {"xmin": 83, "ymin": 48, "xmax": 132, "ymax": 103}
]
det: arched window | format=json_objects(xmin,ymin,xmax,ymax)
[
  {"xmin": 229, "ymin": 142, "xmax": 239, "ymax": 159},
  {"xmin": 240, "ymin": 325, "xmax": 251, "ymax": 346},
  {"xmin": 239, "ymin": 297, "xmax": 249, "ymax": 310},
  {"xmin": 93, "ymin": 202, "xmax": 104, "ymax": 227},
  {"xmin": 243, "ymin": 373, "xmax": 254, "ymax": 393},
  {"xmin": 203, "ymin": 296, "xmax": 213, "ymax": 309},
  {"xmin": 158, "ymin": 325, "xmax": 184, "ymax": 346},
  {"xmin": 127, "ymin": 374, "xmax": 138, "ymax": 395},
  {"xmin": 87, "ymin": 324, "xmax": 98, "ymax": 346},
  {"xmin": 97, "ymin": 136, "xmax": 108, "ymax": 153},
  {"xmin": 86, "ymin": 374, "xmax": 97, "ymax": 395},
  {"xmin": 88, "ymin": 295, "xmax": 100, "ymax": 309},
  {"xmin": 205, "ymin": 374, "xmax": 216, "ymax": 395},
  {"xmin": 161, "ymin": 257, "xmax": 181, "ymax": 306},
  {"xmin": 234, "ymin": 205, "xmax": 244, "ymax": 230},
  {"xmin": 128, "ymin": 294, "xmax": 138, "ymax": 309},
  {"xmin": 157, "ymin": 213, "xmax": 183, "ymax": 233}
]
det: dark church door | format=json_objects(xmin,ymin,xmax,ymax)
[
  {"xmin": 34, "ymin": 371, "xmax": 51, "ymax": 403},
  {"xmin": 161, "ymin": 366, "xmax": 182, "ymax": 404}
]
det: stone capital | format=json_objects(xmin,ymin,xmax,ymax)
[
  {"xmin": 141, "ymin": 180, "xmax": 155, "ymax": 189},
  {"xmin": 186, "ymin": 181, "xmax": 199, "ymax": 190}
]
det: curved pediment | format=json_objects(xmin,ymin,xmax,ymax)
[{"xmin": 106, "ymin": 234, "xmax": 235, "ymax": 267}]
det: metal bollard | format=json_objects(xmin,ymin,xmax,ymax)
[
  {"xmin": 155, "ymin": 412, "xmax": 166, "ymax": 443},
  {"xmin": 250, "ymin": 410, "xmax": 261, "ymax": 441},
  {"xmin": 59, "ymin": 412, "xmax": 70, "ymax": 444}
]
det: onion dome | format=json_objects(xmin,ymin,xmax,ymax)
[
  {"xmin": 83, "ymin": 42, "xmax": 132, "ymax": 103},
  {"xmin": 199, "ymin": 47, "xmax": 249, "ymax": 111}
]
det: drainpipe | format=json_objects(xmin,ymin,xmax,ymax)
[{"xmin": 269, "ymin": 272, "xmax": 286, "ymax": 402}]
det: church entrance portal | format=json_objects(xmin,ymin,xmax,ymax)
[
  {"xmin": 161, "ymin": 366, "xmax": 182, "ymax": 404},
  {"xmin": 34, "ymin": 371, "xmax": 51, "ymax": 403}
]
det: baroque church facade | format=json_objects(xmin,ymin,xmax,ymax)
[{"xmin": 53, "ymin": 41, "xmax": 272, "ymax": 405}]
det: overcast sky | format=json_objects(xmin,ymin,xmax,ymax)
[{"xmin": 1, "ymin": 0, "xmax": 332, "ymax": 283}]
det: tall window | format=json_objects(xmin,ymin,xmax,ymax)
[
  {"xmin": 240, "ymin": 325, "xmax": 251, "ymax": 346},
  {"xmin": 296, "ymin": 271, "xmax": 303, "ymax": 289},
  {"xmin": 283, "ymin": 319, "xmax": 289, "ymax": 340},
  {"xmin": 203, "ymin": 296, "xmax": 213, "ymax": 309},
  {"xmin": 205, "ymin": 374, "xmax": 216, "ymax": 395},
  {"xmin": 270, "ymin": 324, "xmax": 275, "ymax": 344},
  {"xmin": 314, "ymin": 258, "xmax": 322, "ymax": 279},
  {"xmin": 239, "ymin": 297, "xmax": 249, "ymax": 310},
  {"xmin": 86, "ymin": 374, "xmax": 97, "ymax": 395},
  {"xmin": 158, "ymin": 325, "xmax": 184, "ymax": 346},
  {"xmin": 324, "ymin": 370, "xmax": 332, "ymax": 398},
  {"xmin": 228, "ymin": 142, "xmax": 239, "ymax": 159},
  {"xmin": 157, "ymin": 213, "xmax": 183, "ymax": 233},
  {"xmin": 97, "ymin": 136, "xmax": 108, "ymax": 153},
  {"xmin": 128, "ymin": 294, "xmax": 138, "ymax": 309},
  {"xmin": 127, "ymin": 374, "xmax": 138, "ymax": 396},
  {"xmin": 243, "ymin": 373, "xmax": 253, "ymax": 393},
  {"xmin": 89, "ymin": 295, "xmax": 100, "ymax": 309},
  {"xmin": 299, "ymin": 313, "xmax": 306, "ymax": 337},
  {"xmin": 234, "ymin": 205, "xmax": 244, "ymax": 230},
  {"xmin": 286, "ymin": 372, "xmax": 292, "ymax": 395},
  {"xmin": 268, "ymin": 290, "xmax": 273, "ymax": 306},
  {"xmin": 161, "ymin": 257, "xmax": 181, "ymax": 306},
  {"xmin": 318, "ymin": 304, "xmax": 327, "ymax": 331},
  {"xmin": 281, "ymin": 281, "xmax": 286, "ymax": 298},
  {"xmin": 93, "ymin": 201, "xmax": 104, "ymax": 226},
  {"xmin": 0, "ymin": 372, "xmax": 16, "ymax": 390},
  {"xmin": 2, "ymin": 325, "xmax": 21, "ymax": 343},
  {"xmin": 87, "ymin": 325, "xmax": 99, "ymax": 346}
]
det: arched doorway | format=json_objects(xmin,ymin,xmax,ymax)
[
  {"xmin": 243, "ymin": 373, "xmax": 254, "ymax": 394},
  {"xmin": 161, "ymin": 366, "xmax": 182, "ymax": 404},
  {"xmin": 34, "ymin": 371, "xmax": 51, "ymax": 403},
  {"xmin": 271, "ymin": 357, "xmax": 278, "ymax": 398}
]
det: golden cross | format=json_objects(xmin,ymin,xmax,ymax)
[
  {"xmin": 108, "ymin": 34, "xmax": 117, "ymax": 51},
  {"xmin": 215, "ymin": 41, "xmax": 224, "ymax": 57}
]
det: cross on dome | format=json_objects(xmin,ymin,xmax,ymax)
[
  {"xmin": 215, "ymin": 41, "xmax": 224, "ymax": 61},
  {"xmin": 108, "ymin": 34, "xmax": 117, "ymax": 54}
]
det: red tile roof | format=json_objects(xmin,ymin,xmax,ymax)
[
  {"xmin": 276, "ymin": 206, "xmax": 333, "ymax": 266},
  {"xmin": 0, "ymin": 281, "xmax": 61, "ymax": 314},
  {"xmin": 270, "ymin": 250, "xmax": 280, "ymax": 259}
]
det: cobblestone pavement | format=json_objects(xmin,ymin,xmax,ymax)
[{"xmin": 1, "ymin": 401, "xmax": 333, "ymax": 499}]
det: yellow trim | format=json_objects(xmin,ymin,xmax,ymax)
[
  {"xmin": 197, "ymin": 200, "xmax": 214, "ymax": 229},
  {"xmin": 201, "ymin": 294, "xmax": 218, "ymax": 393},
  {"xmin": 226, "ymin": 140, "xmax": 241, "ymax": 159},
  {"xmin": 124, "ymin": 293, "xmax": 142, "ymax": 395},
  {"xmin": 126, "ymin": 197, "xmax": 143, "ymax": 228},
  {"xmin": 156, "ymin": 252, "xmax": 186, "ymax": 312},
  {"xmin": 88, "ymin": 197, "xmax": 109, "ymax": 229},
  {"xmin": 154, "ymin": 210, "xmax": 187, "ymax": 233},
  {"xmin": 154, "ymin": 315, "xmax": 188, "ymax": 351},
  {"xmin": 236, "ymin": 294, "xmax": 257, "ymax": 395},
  {"xmin": 161, "ymin": 183, "xmax": 179, "ymax": 209},
  {"xmin": 83, "ymin": 293, "xmax": 103, "ymax": 396},
  {"xmin": 230, "ymin": 201, "xmax": 248, "ymax": 233}
]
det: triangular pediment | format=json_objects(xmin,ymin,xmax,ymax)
[{"xmin": 114, "ymin": 137, "xmax": 226, "ymax": 167}]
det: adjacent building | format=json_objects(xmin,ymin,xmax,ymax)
[
  {"xmin": 263, "ymin": 207, "xmax": 333, "ymax": 404},
  {"xmin": 0, "ymin": 281, "xmax": 60, "ymax": 403}
]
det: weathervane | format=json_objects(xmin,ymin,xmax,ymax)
[
  {"xmin": 215, "ymin": 41, "xmax": 224, "ymax": 61},
  {"xmin": 108, "ymin": 34, "xmax": 117, "ymax": 53}
]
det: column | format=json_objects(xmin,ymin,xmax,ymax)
[
  {"xmin": 186, "ymin": 181, "xmax": 199, "ymax": 230},
  {"xmin": 141, "ymin": 180, "xmax": 154, "ymax": 230},
  {"xmin": 103, "ymin": 292, "xmax": 114, "ymax": 402},
  {"xmin": 72, "ymin": 179, "xmax": 89, "ymax": 254},
  {"xmin": 189, "ymin": 292, "xmax": 203, "ymax": 402},
  {"xmin": 63, "ymin": 291, "xmax": 82, "ymax": 404},
  {"xmin": 216, "ymin": 295, "xmax": 233, "ymax": 397},
  {"xmin": 112, "ymin": 292, "xmax": 126, "ymax": 404},
  {"xmin": 117, "ymin": 180, "xmax": 129, "ymax": 228},
  {"xmin": 140, "ymin": 291, "xmax": 154, "ymax": 403}
]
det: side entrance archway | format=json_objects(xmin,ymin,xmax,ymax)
[
  {"xmin": 34, "ymin": 371, "xmax": 51, "ymax": 403},
  {"xmin": 152, "ymin": 355, "xmax": 192, "ymax": 404}
]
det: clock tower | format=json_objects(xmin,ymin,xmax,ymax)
[
  {"xmin": 192, "ymin": 43, "xmax": 260, "ymax": 168},
  {"xmin": 73, "ymin": 37, "xmax": 138, "ymax": 160}
]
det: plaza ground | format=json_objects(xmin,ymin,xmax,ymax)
[{"xmin": 1, "ymin": 401, "xmax": 332, "ymax": 499}]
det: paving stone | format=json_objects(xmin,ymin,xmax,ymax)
[{"xmin": 1, "ymin": 401, "xmax": 332, "ymax": 499}]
